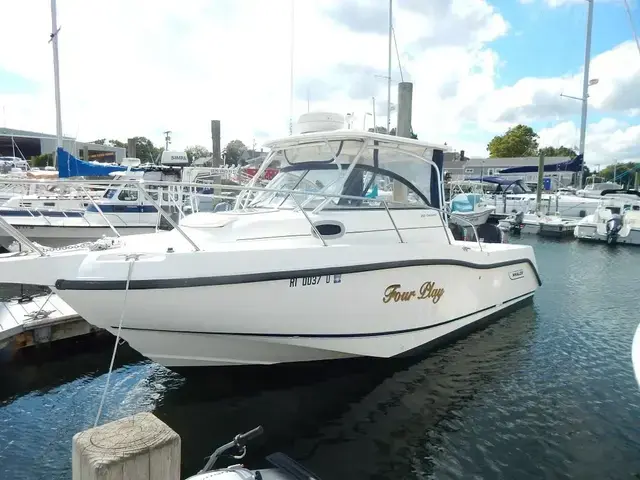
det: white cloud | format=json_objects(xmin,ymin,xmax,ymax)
[
  {"xmin": 0, "ymin": 0, "xmax": 637, "ymax": 168},
  {"xmin": 538, "ymin": 118, "xmax": 640, "ymax": 166}
]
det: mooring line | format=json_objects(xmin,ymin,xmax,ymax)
[{"xmin": 93, "ymin": 255, "xmax": 139, "ymax": 428}]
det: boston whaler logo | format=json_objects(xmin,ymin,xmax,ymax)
[
  {"xmin": 509, "ymin": 269, "xmax": 524, "ymax": 280},
  {"xmin": 383, "ymin": 282, "xmax": 445, "ymax": 304}
]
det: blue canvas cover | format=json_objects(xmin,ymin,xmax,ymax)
[{"xmin": 57, "ymin": 147, "xmax": 141, "ymax": 178}]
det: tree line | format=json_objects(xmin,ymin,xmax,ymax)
[
  {"xmin": 487, "ymin": 124, "xmax": 594, "ymax": 179},
  {"xmin": 28, "ymin": 137, "xmax": 256, "ymax": 168}
]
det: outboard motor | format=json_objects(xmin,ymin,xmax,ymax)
[
  {"xmin": 605, "ymin": 214, "xmax": 623, "ymax": 245},
  {"xmin": 510, "ymin": 211, "xmax": 525, "ymax": 235},
  {"xmin": 476, "ymin": 223, "xmax": 506, "ymax": 244}
]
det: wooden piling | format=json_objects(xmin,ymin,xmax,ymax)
[{"xmin": 72, "ymin": 412, "xmax": 180, "ymax": 480}]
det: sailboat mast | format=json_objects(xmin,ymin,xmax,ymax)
[
  {"xmin": 577, "ymin": 0, "xmax": 594, "ymax": 188},
  {"xmin": 50, "ymin": 0, "xmax": 63, "ymax": 166},
  {"xmin": 386, "ymin": 0, "xmax": 392, "ymax": 133}
]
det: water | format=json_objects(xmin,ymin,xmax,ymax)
[{"xmin": 1, "ymin": 237, "xmax": 640, "ymax": 479}]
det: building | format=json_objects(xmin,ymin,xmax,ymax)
[
  {"xmin": 443, "ymin": 155, "xmax": 577, "ymax": 186},
  {"xmin": 0, "ymin": 127, "xmax": 125, "ymax": 164}
]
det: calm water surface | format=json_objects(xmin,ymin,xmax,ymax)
[{"xmin": 1, "ymin": 237, "xmax": 639, "ymax": 479}]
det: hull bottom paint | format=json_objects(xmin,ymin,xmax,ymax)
[{"xmin": 104, "ymin": 293, "xmax": 534, "ymax": 368}]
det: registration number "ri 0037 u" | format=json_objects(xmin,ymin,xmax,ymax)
[{"xmin": 289, "ymin": 274, "xmax": 342, "ymax": 288}]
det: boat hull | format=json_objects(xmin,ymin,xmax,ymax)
[
  {"xmin": 574, "ymin": 223, "xmax": 640, "ymax": 245},
  {"xmin": 449, "ymin": 207, "xmax": 493, "ymax": 227},
  {"xmin": 50, "ymin": 250, "xmax": 540, "ymax": 367}
]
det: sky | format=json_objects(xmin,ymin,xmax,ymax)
[{"xmin": 0, "ymin": 0, "xmax": 639, "ymax": 167}]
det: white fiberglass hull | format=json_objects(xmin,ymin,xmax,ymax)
[
  {"xmin": 0, "ymin": 240, "xmax": 541, "ymax": 368},
  {"xmin": 449, "ymin": 206, "xmax": 494, "ymax": 227},
  {"xmin": 574, "ymin": 222, "xmax": 640, "ymax": 245}
]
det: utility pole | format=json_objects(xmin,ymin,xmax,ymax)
[{"xmin": 163, "ymin": 130, "xmax": 171, "ymax": 151}]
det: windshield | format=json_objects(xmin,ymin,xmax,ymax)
[
  {"xmin": 240, "ymin": 137, "xmax": 435, "ymax": 210},
  {"xmin": 248, "ymin": 164, "xmax": 428, "ymax": 210}
]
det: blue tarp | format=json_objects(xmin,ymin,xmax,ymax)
[
  {"xmin": 57, "ymin": 147, "xmax": 142, "ymax": 178},
  {"xmin": 498, "ymin": 154, "xmax": 584, "ymax": 174},
  {"xmin": 451, "ymin": 193, "xmax": 482, "ymax": 213}
]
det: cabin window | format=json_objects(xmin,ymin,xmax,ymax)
[{"xmin": 118, "ymin": 184, "xmax": 138, "ymax": 201}]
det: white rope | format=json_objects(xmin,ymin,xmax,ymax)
[{"xmin": 93, "ymin": 256, "xmax": 138, "ymax": 428}]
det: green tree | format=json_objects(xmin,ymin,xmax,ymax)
[
  {"xmin": 487, "ymin": 124, "xmax": 539, "ymax": 157},
  {"xmin": 538, "ymin": 146, "xmax": 577, "ymax": 157},
  {"xmin": 30, "ymin": 153, "xmax": 53, "ymax": 168},
  {"xmin": 185, "ymin": 145, "xmax": 211, "ymax": 163},
  {"xmin": 223, "ymin": 140, "xmax": 248, "ymax": 165},
  {"xmin": 599, "ymin": 162, "xmax": 639, "ymax": 186}
]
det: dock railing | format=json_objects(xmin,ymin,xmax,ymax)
[{"xmin": 0, "ymin": 177, "xmax": 484, "ymax": 254}]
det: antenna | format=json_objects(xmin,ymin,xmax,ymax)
[
  {"xmin": 163, "ymin": 130, "xmax": 172, "ymax": 151},
  {"xmin": 289, "ymin": 0, "xmax": 295, "ymax": 135}
]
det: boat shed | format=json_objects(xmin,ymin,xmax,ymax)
[{"xmin": 0, "ymin": 127, "xmax": 125, "ymax": 164}]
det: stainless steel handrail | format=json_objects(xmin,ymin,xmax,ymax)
[
  {"xmin": 382, "ymin": 200, "xmax": 404, "ymax": 243},
  {"xmin": 0, "ymin": 177, "xmax": 474, "ymax": 253},
  {"xmin": 135, "ymin": 183, "xmax": 201, "ymax": 252},
  {"xmin": 0, "ymin": 215, "xmax": 47, "ymax": 256},
  {"xmin": 80, "ymin": 185, "xmax": 120, "ymax": 237}
]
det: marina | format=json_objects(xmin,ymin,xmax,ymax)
[{"xmin": 2, "ymin": 0, "xmax": 640, "ymax": 478}]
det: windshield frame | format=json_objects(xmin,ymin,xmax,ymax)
[{"xmin": 237, "ymin": 136, "xmax": 444, "ymax": 213}]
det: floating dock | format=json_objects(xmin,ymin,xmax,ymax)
[
  {"xmin": 0, "ymin": 292, "xmax": 98, "ymax": 357},
  {"xmin": 538, "ymin": 219, "xmax": 579, "ymax": 238}
]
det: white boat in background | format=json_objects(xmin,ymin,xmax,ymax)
[
  {"xmin": 576, "ymin": 175, "xmax": 623, "ymax": 199},
  {"xmin": 498, "ymin": 212, "xmax": 579, "ymax": 238},
  {"xmin": 0, "ymin": 114, "xmax": 542, "ymax": 369},
  {"xmin": 447, "ymin": 183, "xmax": 496, "ymax": 227},
  {"xmin": 0, "ymin": 172, "xmax": 166, "ymax": 249},
  {"xmin": 574, "ymin": 193, "xmax": 640, "ymax": 245},
  {"xmin": 467, "ymin": 176, "xmax": 600, "ymax": 218}
]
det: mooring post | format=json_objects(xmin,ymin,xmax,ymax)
[
  {"xmin": 536, "ymin": 152, "xmax": 544, "ymax": 214},
  {"xmin": 72, "ymin": 412, "xmax": 181, "ymax": 480},
  {"xmin": 394, "ymin": 81, "xmax": 413, "ymax": 203}
]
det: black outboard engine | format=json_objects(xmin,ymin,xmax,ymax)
[
  {"xmin": 605, "ymin": 214, "xmax": 623, "ymax": 245},
  {"xmin": 510, "ymin": 211, "xmax": 525, "ymax": 235},
  {"xmin": 475, "ymin": 223, "xmax": 505, "ymax": 244}
]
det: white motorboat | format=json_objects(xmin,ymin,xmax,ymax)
[
  {"xmin": 468, "ymin": 176, "xmax": 600, "ymax": 218},
  {"xmin": 449, "ymin": 192, "xmax": 496, "ymax": 227},
  {"xmin": 575, "ymin": 175, "xmax": 623, "ymax": 199},
  {"xmin": 498, "ymin": 212, "xmax": 579, "ymax": 238},
  {"xmin": 0, "ymin": 120, "xmax": 542, "ymax": 368},
  {"xmin": 0, "ymin": 172, "xmax": 165, "ymax": 248},
  {"xmin": 574, "ymin": 193, "xmax": 640, "ymax": 245}
]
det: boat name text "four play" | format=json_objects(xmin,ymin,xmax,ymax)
[
  {"xmin": 382, "ymin": 282, "xmax": 445, "ymax": 304},
  {"xmin": 289, "ymin": 274, "xmax": 342, "ymax": 288}
]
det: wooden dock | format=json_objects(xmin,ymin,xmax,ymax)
[{"xmin": 0, "ymin": 292, "xmax": 99, "ymax": 357}]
